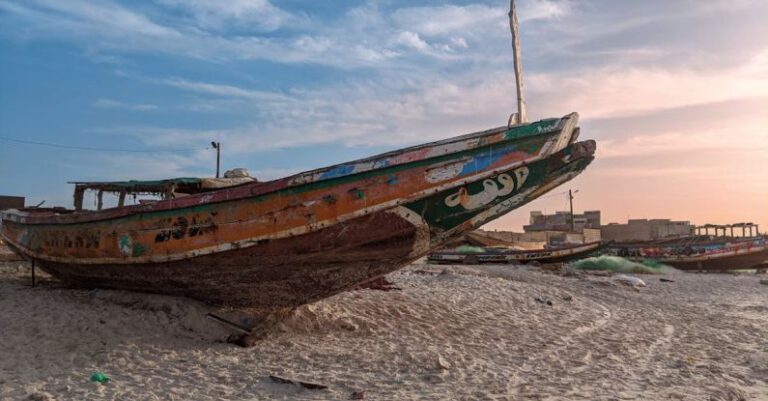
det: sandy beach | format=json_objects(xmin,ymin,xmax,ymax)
[{"xmin": 1, "ymin": 260, "xmax": 766, "ymax": 401}]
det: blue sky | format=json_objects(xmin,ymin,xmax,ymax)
[{"xmin": 1, "ymin": 0, "xmax": 767, "ymax": 229}]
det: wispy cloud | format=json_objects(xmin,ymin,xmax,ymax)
[
  {"xmin": 163, "ymin": 78, "xmax": 293, "ymax": 102},
  {"xmin": 156, "ymin": 0, "xmax": 310, "ymax": 33},
  {"xmin": 92, "ymin": 98, "xmax": 158, "ymax": 111}
]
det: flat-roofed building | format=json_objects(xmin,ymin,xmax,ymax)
[
  {"xmin": 601, "ymin": 218, "xmax": 691, "ymax": 242},
  {"xmin": 524, "ymin": 210, "xmax": 601, "ymax": 232},
  {"xmin": 0, "ymin": 196, "xmax": 24, "ymax": 211}
]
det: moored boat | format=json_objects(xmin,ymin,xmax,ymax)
[
  {"xmin": 428, "ymin": 240, "xmax": 607, "ymax": 265},
  {"xmin": 1, "ymin": 118, "xmax": 595, "ymax": 308}
]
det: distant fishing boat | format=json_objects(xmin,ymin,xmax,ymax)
[
  {"xmin": 0, "ymin": 0, "xmax": 597, "ymax": 310},
  {"xmin": 428, "ymin": 240, "xmax": 607, "ymax": 265},
  {"xmin": 609, "ymin": 236, "xmax": 768, "ymax": 271}
]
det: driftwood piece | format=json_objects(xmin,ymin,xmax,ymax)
[
  {"xmin": 206, "ymin": 313, "xmax": 252, "ymax": 334},
  {"xmin": 268, "ymin": 375, "xmax": 328, "ymax": 390}
]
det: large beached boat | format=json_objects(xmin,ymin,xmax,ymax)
[
  {"xmin": 0, "ymin": 0, "xmax": 599, "ymax": 310},
  {"xmin": 1, "ymin": 118, "xmax": 595, "ymax": 308}
]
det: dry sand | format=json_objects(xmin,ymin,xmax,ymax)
[{"xmin": 1, "ymin": 260, "xmax": 766, "ymax": 401}]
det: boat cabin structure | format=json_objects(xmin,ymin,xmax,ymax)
[
  {"xmin": 69, "ymin": 176, "xmax": 256, "ymax": 211},
  {"xmin": 693, "ymin": 223, "xmax": 760, "ymax": 238}
]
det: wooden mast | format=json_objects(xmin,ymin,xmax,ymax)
[{"xmin": 509, "ymin": 0, "xmax": 527, "ymax": 125}]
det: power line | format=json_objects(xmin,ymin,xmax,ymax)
[
  {"xmin": 0, "ymin": 136, "xmax": 211, "ymax": 153},
  {"xmin": 537, "ymin": 190, "xmax": 570, "ymax": 200}
]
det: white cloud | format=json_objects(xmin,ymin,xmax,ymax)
[
  {"xmin": 393, "ymin": 31, "xmax": 430, "ymax": 52},
  {"xmin": 92, "ymin": 98, "xmax": 158, "ymax": 111},
  {"xmin": 163, "ymin": 78, "xmax": 293, "ymax": 102},
  {"xmin": 156, "ymin": 0, "xmax": 308, "ymax": 32},
  {"xmin": 391, "ymin": 5, "xmax": 503, "ymax": 37},
  {"xmin": 518, "ymin": 0, "xmax": 572, "ymax": 22},
  {"xmin": 4, "ymin": 0, "xmax": 182, "ymax": 41}
]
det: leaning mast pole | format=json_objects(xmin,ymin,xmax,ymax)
[{"xmin": 509, "ymin": 0, "xmax": 527, "ymax": 124}]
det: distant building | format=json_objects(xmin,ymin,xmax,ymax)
[
  {"xmin": 601, "ymin": 219, "xmax": 691, "ymax": 242},
  {"xmin": 0, "ymin": 196, "xmax": 24, "ymax": 211},
  {"xmin": 524, "ymin": 210, "xmax": 601, "ymax": 233}
]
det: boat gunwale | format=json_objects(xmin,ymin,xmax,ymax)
[{"xmin": 2, "ymin": 114, "xmax": 576, "ymax": 227}]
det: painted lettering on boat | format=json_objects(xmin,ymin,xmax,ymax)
[
  {"xmin": 155, "ymin": 212, "xmax": 217, "ymax": 243},
  {"xmin": 40, "ymin": 230, "xmax": 101, "ymax": 249},
  {"xmin": 444, "ymin": 167, "xmax": 529, "ymax": 210}
]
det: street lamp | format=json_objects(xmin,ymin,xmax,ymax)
[
  {"xmin": 211, "ymin": 141, "xmax": 221, "ymax": 178},
  {"xmin": 569, "ymin": 189, "xmax": 579, "ymax": 232}
]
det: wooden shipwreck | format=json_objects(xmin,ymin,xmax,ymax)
[{"xmin": 1, "ymin": 116, "xmax": 595, "ymax": 308}]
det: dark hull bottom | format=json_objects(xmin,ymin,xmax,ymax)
[
  {"xmin": 661, "ymin": 249, "xmax": 768, "ymax": 271},
  {"xmin": 33, "ymin": 210, "xmax": 423, "ymax": 308}
]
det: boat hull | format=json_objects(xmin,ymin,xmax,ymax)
[
  {"xmin": 428, "ymin": 241, "xmax": 606, "ymax": 265},
  {"xmin": 12, "ymin": 209, "xmax": 421, "ymax": 308},
  {"xmin": 2, "ymin": 115, "xmax": 595, "ymax": 308},
  {"xmin": 610, "ymin": 237, "xmax": 768, "ymax": 272},
  {"xmin": 657, "ymin": 244, "xmax": 768, "ymax": 271}
]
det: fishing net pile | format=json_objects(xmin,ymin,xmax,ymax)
[
  {"xmin": 453, "ymin": 245, "xmax": 487, "ymax": 254},
  {"xmin": 571, "ymin": 255, "xmax": 674, "ymax": 274}
]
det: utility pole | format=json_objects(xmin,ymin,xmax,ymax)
[
  {"xmin": 211, "ymin": 141, "xmax": 221, "ymax": 178},
  {"xmin": 508, "ymin": 0, "xmax": 527, "ymax": 124}
]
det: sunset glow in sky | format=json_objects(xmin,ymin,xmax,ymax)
[{"xmin": 0, "ymin": 0, "xmax": 766, "ymax": 230}]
